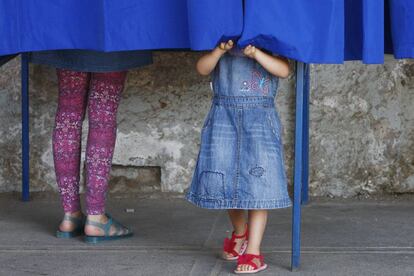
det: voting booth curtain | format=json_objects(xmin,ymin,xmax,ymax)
[
  {"xmin": 0, "ymin": 0, "xmax": 413, "ymax": 64},
  {"xmin": 241, "ymin": 0, "xmax": 414, "ymax": 63}
]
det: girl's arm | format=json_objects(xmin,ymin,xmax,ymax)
[
  {"xmin": 244, "ymin": 45, "xmax": 290, "ymax": 78},
  {"xmin": 196, "ymin": 40, "xmax": 234, "ymax": 76}
]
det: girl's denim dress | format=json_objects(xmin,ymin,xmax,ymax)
[{"xmin": 187, "ymin": 51, "xmax": 292, "ymax": 209}]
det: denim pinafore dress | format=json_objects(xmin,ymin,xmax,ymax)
[{"xmin": 186, "ymin": 51, "xmax": 292, "ymax": 209}]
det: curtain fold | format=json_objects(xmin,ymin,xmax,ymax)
[
  {"xmin": 239, "ymin": 0, "xmax": 345, "ymax": 63},
  {"xmin": 187, "ymin": 0, "xmax": 243, "ymax": 50},
  {"xmin": 344, "ymin": 0, "xmax": 384, "ymax": 63},
  {"xmin": 388, "ymin": 0, "xmax": 414, "ymax": 59},
  {"xmin": 0, "ymin": 0, "xmax": 413, "ymax": 63}
]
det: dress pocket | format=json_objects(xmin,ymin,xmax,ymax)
[
  {"xmin": 265, "ymin": 111, "xmax": 281, "ymax": 143},
  {"xmin": 202, "ymin": 106, "xmax": 215, "ymax": 131},
  {"xmin": 197, "ymin": 171, "xmax": 225, "ymax": 200}
]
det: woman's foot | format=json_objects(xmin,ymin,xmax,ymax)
[
  {"xmin": 84, "ymin": 214, "xmax": 130, "ymax": 237},
  {"xmin": 59, "ymin": 211, "xmax": 84, "ymax": 232},
  {"xmin": 222, "ymin": 225, "xmax": 248, "ymax": 261},
  {"xmin": 56, "ymin": 211, "xmax": 85, "ymax": 238}
]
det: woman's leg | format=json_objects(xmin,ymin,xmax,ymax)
[
  {"xmin": 83, "ymin": 71, "xmax": 127, "ymax": 235},
  {"xmin": 54, "ymin": 69, "xmax": 90, "ymax": 231},
  {"xmin": 236, "ymin": 210, "xmax": 268, "ymax": 272},
  {"xmin": 224, "ymin": 210, "xmax": 248, "ymax": 258}
]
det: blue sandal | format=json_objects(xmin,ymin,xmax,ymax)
[
  {"xmin": 56, "ymin": 214, "xmax": 86, "ymax": 238},
  {"xmin": 84, "ymin": 214, "xmax": 133, "ymax": 244}
]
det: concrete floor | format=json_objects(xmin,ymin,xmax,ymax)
[{"xmin": 0, "ymin": 194, "xmax": 413, "ymax": 276}]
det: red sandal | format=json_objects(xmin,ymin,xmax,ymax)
[
  {"xmin": 234, "ymin": 254, "xmax": 268, "ymax": 274},
  {"xmin": 222, "ymin": 225, "xmax": 248, "ymax": 261}
]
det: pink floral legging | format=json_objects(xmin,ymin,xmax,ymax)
[{"xmin": 53, "ymin": 69, "xmax": 127, "ymax": 215}]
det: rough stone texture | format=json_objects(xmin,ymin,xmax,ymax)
[
  {"xmin": 0, "ymin": 53, "xmax": 413, "ymax": 197},
  {"xmin": 311, "ymin": 57, "xmax": 414, "ymax": 197},
  {"xmin": 0, "ymin": 57, "xmax": 22, "ymax": 193}
]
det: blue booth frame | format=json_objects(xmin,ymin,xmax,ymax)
[{"xmin": 0, "ymin": 53, "xmax": 310, "ymax": 271}]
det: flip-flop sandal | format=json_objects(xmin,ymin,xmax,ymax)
[
  {"xmin": 56, "ymin": 213, "xmax": 86, "ymax": 238},
  {"xmin": 84, "ymin": 214, "xmax": 133, "ymax": 244},
  {"xmin": 222, "ymin": 224, "xmax": 249, "ymax": 261},
  {"xmin": 234, "ymin": 254, "xmax": 268, "ymax": 274}
]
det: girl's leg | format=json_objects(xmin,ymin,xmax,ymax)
[
  {"xmin": 228, "ymin": 210, "xmax": 248, "ymax": 235},
  {"xmin": 224, "ymin": 210, "xmax": 248, "ymax": 259},
  {"xmin": 54, "ymin": 69, "xmax": 90, "ymax": 231},
  {"xmin": 236, "ymin": 210, "xmax": 268, "ymax": 272},
  {"xmin": 83, "ymin": 71, "xmax": 127, "ymax": 235}
]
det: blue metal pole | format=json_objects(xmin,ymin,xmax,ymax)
[
  {"xmin": 301, "ymin": 64, "xmax": 310, "ymax": 205},
  {"xmin": 291, "ymin": 61, "xmax": 304, "ymax": 270},
  {"xmin": 21, "ymin": 53, "xmax": 30, "ymax": 202}
]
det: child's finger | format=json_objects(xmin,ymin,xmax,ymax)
[{"xmin": 228, "ymin": 40, "xmax": 234, "ymax": 46}]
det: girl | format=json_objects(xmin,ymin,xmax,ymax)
[
  {"xmin": 186, "ymin": 40, "xmax": 291, "ymax": 274},
  {"xmin": 30, "ymin": 50, "xmax": 152, "ymax": 243}
]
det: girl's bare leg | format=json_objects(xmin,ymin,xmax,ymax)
[
  {"xmin": 224, "ymin": 210, "xmax": 248, "ymax": 259},
  {"xmin": 236, "ymin": 210, "xmax": 268, "ymax": 272}
]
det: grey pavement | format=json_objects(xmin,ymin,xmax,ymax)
[{"xmin": 0, "ymin": 194, "xmax": 413, "ymax": 276}]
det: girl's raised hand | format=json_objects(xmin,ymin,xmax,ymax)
[
  {"xmin": 218, "ymin": 40, "xmax": 234, "ymax": 52},
  {"xmin": 244, "ymin": 45, "xmax": 257, "ymax": 59},
  {"xmin": 197, "ymin": 40, "xmax": 233, "ymax": 75}
]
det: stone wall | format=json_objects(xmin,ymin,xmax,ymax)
[{"xmin": 0, "ymin": 53, "xmax": 413, "ymax": 197}]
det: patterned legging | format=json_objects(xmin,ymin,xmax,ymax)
[{"xmin": 53, "ymin": 69, "xmax": 127, "ymax": 215}]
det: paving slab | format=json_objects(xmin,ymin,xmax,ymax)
[{"xmin": 0, "ymin": 194, "xmax": 413, "ymax": 275}]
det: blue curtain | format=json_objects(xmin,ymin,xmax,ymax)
[
  {"xmin": 0, "ymin": 0, "xmax": 242, "ymax": 55},
  {"xmin": 187, "ymin": 0, "xmax": 243, "ymax": 50},
  {"xmin": 387, "ymin": 0, "xmax": 414, "ymax": 59},
  {"xmin": 1, "ymin": 1, "xmax": 105, "ymax": 53},
  {"xmin": 237, "ymin": 0, "xmax": 413, "ymax": 63},
  {"xmin": 239, "ymin": 0, "xmax": 345, "ymax": 63},
  {"xmin": 0, "ymin": 0, "xmax": 413, "ymax": 63},
  {"xmin": 0, "ymin": 0, "xmax": 190, "ymax": 53},
  {"xmin": 344, "ymin": 0, "xmax": 384, "ymax": 63}
]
